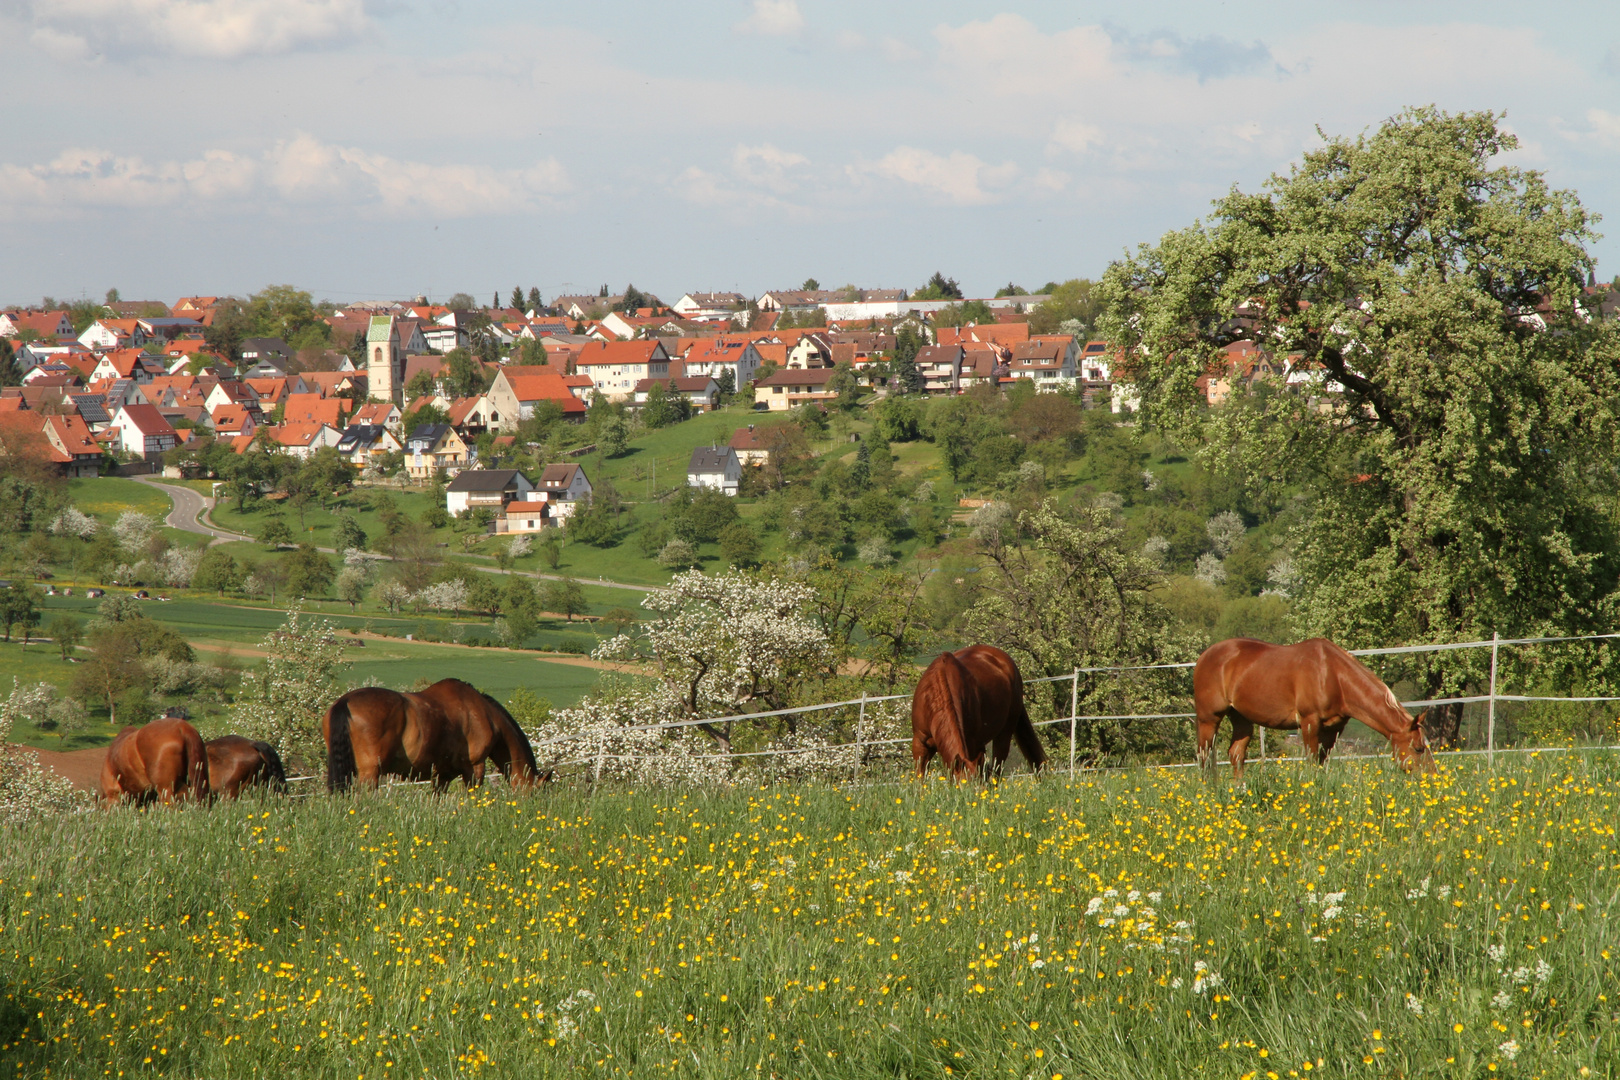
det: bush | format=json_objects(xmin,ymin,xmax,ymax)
[{"xmin": 557, "ymin": 634, "xmax": 593, "ymax": 655}]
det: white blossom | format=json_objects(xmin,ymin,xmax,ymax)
[
  {"xmin": 1491, "ymin": 990, "xmax": 1512, "ymax": 1009},
  {"xmin": 48, "ymin": 506, "xmax": 99, "ymax": 539},
  {"xmin": 112, "ymin": 510, "xmax": 156, "ymax": 552},
  {"xmin": 1498, "ymin": 1040, "xmax": 1519, "ymax": 1061},
  {"xmin": 1487, "ymin": 944, "xmax": 1507, "ymax": 963},
  {"xmin": 507, "ymin": 534, "xmax": 533, "ymax": 559},
  {"xmin": 414, "ymin": 579, "xmax": 469, "ymax": 613},
  {"xmin": 1405, "ymin": 993, "xmax": 1423, "ymax": 1015},
  {"xmin": 231, "ymin": 603, "xmax": 352, "ymax": 766}
]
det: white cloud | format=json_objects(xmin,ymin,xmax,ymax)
[
  {"xmin": 861, "ymin": 147, "xmax": 1018, "ymax": 206},
  {"xmin": 1568, "ymin": 108, "xmax": 1620, "ymax": 148},
  {"xmin": 732, "ymin": 143, "xmax": 808, "ymax": 194},
  {"xmin": 1047, "ymin": 118, "xmax": 1103, "ymax": 156},
  {"xmin": 934, "ymin": 14, "xmax": 1111, "ymax": 97},
  {"xmin": 734, "ymin": 0, "xmax": 803, "ymax": 38},
  {"xmin": 0, "ymin": 135, "xmax": 569, "ymax": 217},
  {"xmin": 18, "ymin": 0, "xmax": 369, "ymax": 59}
]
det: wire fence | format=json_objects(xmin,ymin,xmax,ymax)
[{"xmin": 283, "ymin": 631, "xmax": 1620, "ymax": 790}]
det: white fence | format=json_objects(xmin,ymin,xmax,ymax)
[{"xmin": 530, "ymin": 631, "xmax": 1620, "ymax": 782}]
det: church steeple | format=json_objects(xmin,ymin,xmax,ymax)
[{"xmin": 366, "ymin": 316, "xmax": 404, "ymax": 405}]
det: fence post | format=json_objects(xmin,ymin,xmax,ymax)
[
  {"xmin": 592, "ymin": 730, "xmax": 607, "ymax": 787},
  {"xmin": 1068, "ymin": 669, "xmax": 1079, "ymax": 780},
  {"xmin": 1260, "ymin": 727, "xmax": 1266, "ymax": 763},
  {"xmin": 1487, "ymin": 631, "xmax": 1499, "ymax": 767},
  {"xmin": 855, "ymin": 693, "xmax": 867, "ymax": 782}
]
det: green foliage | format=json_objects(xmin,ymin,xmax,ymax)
[
  {"xmin": 512, "ymin": 338, "xmax": 549, "ymax": 367},
  {"xmin": 1029, "ymin": 278, "xmax": 1101, "ymax": 335},
  {"xmin": 335, "ymin": 515, "xmax": 368, "ymax": 552},
  {"xmin": 1098, "ymin": 106, "xmax": 1620, "ymax": 744},
  {"xmin": 640, "ymin": 382, "xmax": 690, "ymax": 429},
  {"xmin": 259, "ymin": 517, "xmax": 295, "ymax": 549},
  {"xmin": 597, "ymin": 415, "xmax": 630, "ymax": 458},
  {"xmin": 45, "ymin": 614, "xmax": 82, "ymax": 661},
  {"xmin": 718, "ymin": 521, "xmax": 761, "ymax": 567},
  {"xmin": 284, "ymin": 544, "xmax": 335, "ymax": 598},
  {"xmin": 192, "ymin": 549, "xmax": 244, "ymax": 596},
  {"xmin": 931, "ymin": 299, "xmax": 995, "ymax": 327},
  {"xmin": 888, "ymin": 326, "xmax": 924, "ymax": 394},
  {"xmin": 910, "ymin": 271, "xmax": 963, "ymax": 301},
  {"xmin": 442, "ymin": 347, "xmax": 490, "ymax": 398},
  {"xmin": 246, "ymin": 285, "xmax": 330, "ymax": 348},
  {"xmin": 540, "ymin": 578, "xmax": 588, "ymax": 621},
  {"xmin": 874, "ymin": 396, "xmax": 922, "ymax": 442}
]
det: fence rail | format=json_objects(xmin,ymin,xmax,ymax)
[{"xmin": 532, "ymin": 630, "xmax": 1620, "ymax": 782}]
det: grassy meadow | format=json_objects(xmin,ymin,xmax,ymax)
[{"xmin": 1, "ymin": 754, "xmax": 1616, "ymax": 1078}]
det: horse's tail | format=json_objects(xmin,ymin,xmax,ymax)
[
  {"xmin": 326, "ymin": 696, "xmax": 357, "ymax": 794},
  {"xmin": 253, "ymin": 740, "xmax": 288, "ymax": 792},
  {"xmin": 183, "ymin": 723, "xmax": 210, "ymax": 802},
  {"xmin": 1011, "ymin": 695, "xmax": 1046, "ymax": 770}
]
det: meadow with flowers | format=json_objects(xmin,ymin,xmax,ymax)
[{"xmin": 2, "ymin": 753, "xmax": 1617, "ymax": 1079}]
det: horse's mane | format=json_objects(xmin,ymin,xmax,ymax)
[
  {"xmin": 481, "ymin": 692, "xmax": 540, "ymax": 773},
  {"xmin": 917, "ymin": 654, "xmax": 972, "ymax": 764}
]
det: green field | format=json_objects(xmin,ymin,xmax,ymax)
[
  {"xmin": 64, "ymin": 476, "xmax": 174, "ymax": 522},
  {"xmin": 1, "ymin": 755, "xmax": 1615, "ymax": 1078}
]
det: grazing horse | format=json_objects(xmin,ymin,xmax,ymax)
[
  {"xmin": 1194, "ymin": 637, "xmax": 1432, "ymax": 779},
  {"xmin": 205, "ymin": 736, "xmax": 288, "ymax": 799},
  {"xmin": 100, "ymin": 718, "xmax": 210, "ymax": 806},
  {"xmin": 324, "ymin": 678, "xmax": 545, "ymax": 793},
  {"xmin": 912, "ymin": 644, "xmax": 1046, "ymax": 780}
]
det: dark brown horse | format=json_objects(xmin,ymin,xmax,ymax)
[
  {"xmin": 205, "ymin": 736, "xmax": 288, "ymax": 798},
  {"xmin": 100, "ymin": 718, "xmax": 210, "ymax": 806},
  {"xmin": 912, "ymin": 644, "xmax": 1046, "ymax": 780},
  {"xmin": 324, "ymin": 678, "xmax": 545, "ymax": 793},
  {"xmin": 1194, "ymin": 637, "xmax": 1432, "ymax": 779}
]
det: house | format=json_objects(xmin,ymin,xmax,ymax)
[
  {"xmin": 553, "ymin": 294, "xmax": 621, "ymax": 320},
  {"xmin": 686, "ymin": 446, "xmax": 740, "ymax": 496},
  {"xmin": 1079, "ymin": 340, "xmax": 1112, "ymax": 382},
  {"xmin": 729, "ymin": 425, "xmax": 772, "ymax": 466},
  {"xmin": 239, "ymin": 338, "xmax": 291, "ymax": 366},
  {"xmin": 108, "ymin": 403, "xmax": 178, "ymax": 457},
  {"xmin": 444, "ymin": 469, "xmax": 534, "ymax": 516},
  {"xmin": 173, "ymin": 296, "xmax": 219, "ymax": 314},
  {"xmin": 67, "ymin": 394, "xmax": 112, "ymax": 430},
  {"xmin": 935, "ymin": 323, "xmax": 1030, "ymax": 349},
  {"xmin": 535, "ymin": 462, "xmax": 592, "ymax": 506},
  {"xmin": 204, "ymin": 380, "xmax": 259, "ymax": 414},
  {"xmin": 210, "ymin": 404, "xmax": 257, "ymax": 439},
  {"xmin": 264, "ymin": 422, "xmax": 343, "ymax": 459},
  {"xmin": 282, "ymin": 393, "xmax": 347, "ymax": 428},
  {"xmin": 41, "ymin": 414, "xmax": 104, "ymax": 477},
  {"xmin": 486, "ymin": 365, "xmax": 589, "ymax": 429},
  {"xmin": 335, "ymin": 423, "xmax": 402, "ymax": 468},
  {"xmin": 574, "ymin": 340, "xmax": 671, "ymax": 401},
  {"xmin": 754, "ymin": 368, "xmax": 837, "ymax": 411},
  {"xmin": 1008, "ymin": 337, "xmax": 1078, "ymax": 391},
  {"xmin": 633, "ymin": 375, "xmax": 720, "ymax": 412},
  {"xmin": 671, "ymin": 292, "xmax": 746, "ymax": 319},
  {"xmin": 79, "ymin": 318, "xmax": 147, "ymax": 351},
  {"xmin": 89, "ymin": 348, "xmax": 157, "ymax": 384},
  {"xmin": 404, "ymin": 423, "xmax": 470, "ymax": 479},
  {"xmin": 914, "ymin": 345, "xmax": 964, "ymax": 394},
  {"xmin": 350, "ymin": 401, "xmax": 403, "ymax": 434},
  {"xmin": 135, "ymin": 316, "xmax": 204, "ymax": 342},
  {"xmin": 446, "ymin": 395, "xmax": 499, "ymax": 434},
  {"xmin": 682, "ymin": 339, "xmax": 762, "ymax": 388},
  {"xmin": 785, "ymin": 332, "xmax": 833, "ymax": 369},
  {"xmin": 500, "ymin": 500, "xmax": 555, "ymax": 532},
  {"xmin": 0, "ymin": 311, "xmax": 73, "ymax": 339},
  {"xmin": 420, "ymin": 324, "xmax": 464, "ymax": 353}
]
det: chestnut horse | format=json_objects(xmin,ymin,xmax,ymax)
[
  {"xmin": 324, "ymin": 678, "xmax": 544, "ymax": 793},
  {"xmin": 205, "ymin": 736, "xmax": 288, "ymax": 798},
  {"xmin": 100, "ymin": 718, "xmax": 210, "ymax": 806},
  {"xmin": 912, "ymin": 644, "xmax": 1046, "ymax": 780},
  {"xmin": 1194, "ymin": 637, "xmax": 1432, "ymax": 779}
]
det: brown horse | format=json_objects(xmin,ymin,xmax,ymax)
[
  {"xmin": 324, "ymin": 678, "xmax": 545, "ymax": 793},
  {"xmin": 1194, "ymin": 637, "xmax": 1432, "ymax": 779},
  {"xmin": 912, "ymin": 644, "xmax": 1046, "ymax": 780},
  {"xmin": 100, "ymin": 718, "xmax": 210, "ymax": 806},
  {"xmin": 205, "ymin": 736, "xmax": 288, "ymax": 798}
]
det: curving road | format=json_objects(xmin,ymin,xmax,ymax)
[
  {"xmin": 133, "ymin": 477, "xmax": 254, "ymax": 546},
  {"xmin": 131, "ymin": 476, "xmax": 662, "ymax": 592}
]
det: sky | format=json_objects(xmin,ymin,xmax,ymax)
[{"xmin": 2, "ymin": 0, "xmax": 1618, "ymax": 307}]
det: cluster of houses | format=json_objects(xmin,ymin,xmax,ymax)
[{"xmin": 0, "ymin": 286, "xmax": 1134, "ymax": 482}]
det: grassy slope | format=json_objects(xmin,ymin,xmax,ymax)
[{"xmin": 0, "ymin": 756, "xmax": 1613, "ymax": 1078}]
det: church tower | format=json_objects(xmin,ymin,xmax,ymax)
[{"xmin": 366, "ymin": 316, "xmax": 403, "ymax": 405}]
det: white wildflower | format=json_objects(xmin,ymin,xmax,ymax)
[
  {"xmin": 1086, "ymin": 897, "xmax": 1105, "ymax": 916},
  {"xmin": 1126, "ymin": 890, "xmax": 1141, "ymax": 903},
  {"xmin": 1099, "ymin": 918, "xmax": 1115, "ymax": 928},
  {"xmin": 1405, "ymin": 993, "xmax": 1423, "ymax": 1016},
  {"xmin": 1103, "ymin": 888, "xmax": 1118, "ymax": 899},
  {"xmin": 1487, "ymin": 944, "xmax": 1507, "ymax": 963},
  {"xmin": 1138, "ymin": 906, "xmax": 1157, "ymax": 921},
  {"xmin": 1497, "ymin": 1040, "xmax": 1519, "ymax": 1061},
  {"xmin": 1170, "ymin": 977, "xmax": 1183, "ymax": 989},
  {"xmin": 1510, "ymin": 966, "xmax": 1531, "ymax": 984},
  {"xmin": 1491, "ymin": 990, "xmax": 1512, "ymax": 1009},
  {"xmin": 1534, "ymin": 959, "xmax": 1552, "ymax": 985},
  {"xmin": 1112, "ymin": 904, "xmax": 1130, "ymax": 918},
  {"xmin": 553, "ymin": 1015, "xmax": 577, "ymax": 1039},
  {"xmin": 1322, "ymin": 905, "xmax": 1343, "ymax": 921},
  {"xmin": 1406, "ymin": 876, "xmax": 1431, "ymax": 900},
  {"xmin": 892, "ymin": 870, "xmax": 912, "ymax": 884},
  {"xmin": 1436, "ymin": 885, "xmax": 1452, "ymax": 900},
  {"xmin": 1191, "ymin": 960, "xmax": 1221, "ymax": 995},
  {"xmin": 1147, "ymin": 891, "xmax": 1163, "ymax": 904}
]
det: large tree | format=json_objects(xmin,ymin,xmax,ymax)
[{"xmin": 1097, "ymin": 107, "xmax": 1620, "ymax": 745}]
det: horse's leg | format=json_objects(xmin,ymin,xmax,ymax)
[
  {"xmin": 912, "ymin": 735, "xmax": 934, "ymax": 779},
  {"xmin": 1196, "ymin": 713, "xmax": 1220, "ymax": 780},
  {"xmin": 991, "ymin": 733, "xmax": 1012, "ymax": 777},
  {"xmin": 1228, "ymin": 717, "xmax": 1254, "ymax": 782},
  {"xmin": 1317, "ymin": 724, "xmax": 1342, "ymax": 766},
  {"xmin": 1297, "ymin": 713, "xmax": 1321, "ymax": 764}
]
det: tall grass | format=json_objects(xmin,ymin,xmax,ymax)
[{"xmin": 2, "ymin": 755, "xmax": 1617, "ymax": 1077}]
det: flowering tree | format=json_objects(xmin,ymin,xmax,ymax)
[
  {"xmin": 232, "ymin": 603, "xmax": 351, "ymax": 768},
  {"xmin": 48, "ymin": 506, "xmax": 98, "ymax": 539},
  {"xmin": 0, "ymin": 680, "xmax": 82, "ymax": 820},
  {"xmin": 594, "ymin": 570, "xmax": 830, "ymax": 751},
  {"xmin": 415, "ymin": 579, "xmax": 469, "ymax": 613},
  {"xmin": 112, "ymin": 511, "xmax": 156, "ymax": 553}
]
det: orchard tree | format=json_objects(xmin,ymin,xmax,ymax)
[{"xmin": 1097, "ymin": 107, "xmax": 1620, "ymax": 745}]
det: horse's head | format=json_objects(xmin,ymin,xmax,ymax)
[{"xmin": 1395, "ymin": 710, "xmax": 1436, "ymax": 773}]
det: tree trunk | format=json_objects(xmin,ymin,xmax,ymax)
[{"xmin": 1421, "ymin": 671, "xmax": 1465, "ymax": 748}]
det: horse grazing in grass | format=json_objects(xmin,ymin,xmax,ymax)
[
  {"xmin": 100, "ymin": 718, "xmax": 210, "ymax": 806},
  {"xmin": 1193, "ymin": 637, "xmax": 1432, "ymax": 779},
  {"xmin": 912, "ymin": 644, "xmax": 1046, "ymax": 780},
  {"xmin": 205, "ymin": 736, "xmax": 288, "ymax": 798},
  {"xmin": 324, "ymin": 678, "xmax": 545, "ymax": 793}
]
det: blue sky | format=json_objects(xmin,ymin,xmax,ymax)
[{"xmin": 2, "ymin": 0, "xmax": 1617, "ymax": 306}]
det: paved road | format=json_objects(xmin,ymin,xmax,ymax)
[
  {"xmin": 131, "ymin": 476, "xmax": 663, "ymax": 593},
  {"xmin": 134, "ymin": 477, "xmax": 254, "ymax": 546}
]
